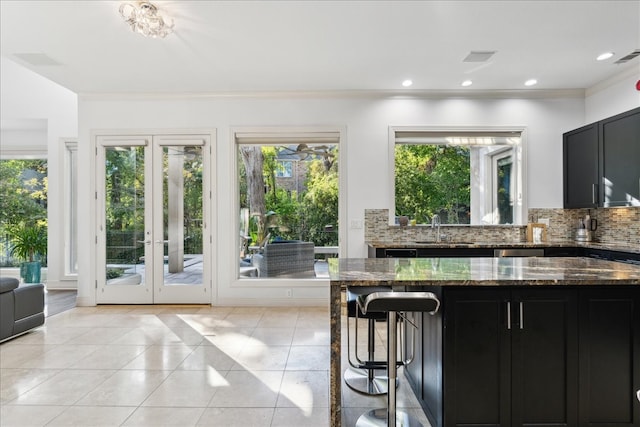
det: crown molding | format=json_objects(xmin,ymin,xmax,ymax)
[
  {"xmin": 585, "ymin": 66, "xmax": 640, "ymax": 98},
  {"xmin": 78, "ymin": 88, "xmax": 586, "ymax": 102}
]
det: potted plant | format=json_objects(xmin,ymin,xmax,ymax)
[{"xmin": 9, "ymin": 224, "xmax": 47, "ymax": 283}]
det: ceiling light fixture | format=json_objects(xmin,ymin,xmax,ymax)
[
  {"xmin": 119, "ymin": 1, "xmax": 174, "ymax": 39},
  {"xmin": 596, "ymin": 52, "xmax": 614, "ymax": 61},
  {"xmin": 461, "ymin": 80, "xmax": 473, "ymax": 87},
  {"xmin": 524, "ymin": 79, "xmax": 538, "ymax": 87},
  {"xmin": 402, "ymin": 79, "xmax": 413, "ymax": 87}
]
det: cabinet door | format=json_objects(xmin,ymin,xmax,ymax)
[
  {"xmin": 564, "ymin": 123, "xmax": 599, "ymax": 208},
  {"xmin": 579, "ymin": 288, "xmax": 640, "ymax": 426},
  {"xmin": 443, "ymin": 289, "xmax": 511, "ymax": 427},
  {"xmin": 599, "ymin": 107, "xmax": 640, "ymax": 207},
  {"xmin": 511, "ymin": 289, "xmax": 578, "ymax": 427}
]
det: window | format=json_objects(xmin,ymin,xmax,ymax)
[
  {"xmin": 235, "ymin": 130, "xmax": 341, "ymax": 280},
  {"xmin": 392, "ymin": 128, "xmax": 525, "ymax": 225},
  {"xmin": 275, "ymin": 160, "xmax": 293, "ymax": 178},
  {"xmin": 0, "ymin": 158, "xmax": 48, "ymax": 267}
]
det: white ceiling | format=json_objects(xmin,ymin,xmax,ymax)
[{"xmin": 1, "ymin": 0, "xmax": 639, "ymax": 95}]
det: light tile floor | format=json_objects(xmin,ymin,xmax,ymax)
[{"xmin": 0, "ymin": 305, "xmax": 430, "ymax": 426}]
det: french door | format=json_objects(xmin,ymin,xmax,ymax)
[{"xmin": 96, "ymin": 134, "xmax": 211, "ymax": 304}]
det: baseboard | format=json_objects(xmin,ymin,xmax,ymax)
[
  {"xmin": 45, "ymin": 280, "xmax": 77, "ymax": 290},
  {"xmin": 214, "ymin": 297, "xmax": 328, "ymax": 307}
]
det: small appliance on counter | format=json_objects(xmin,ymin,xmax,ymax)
[{"xmin": 575, "ymin": 212, "xmax": 597, "ymax": 242}]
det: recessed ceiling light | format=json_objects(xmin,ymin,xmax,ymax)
[
  {"xmin": 596, "ymin": 52, "xmax": 614, "ymax": 61},
  {"xmin": 402, "ymin": 79, "xmax": 413, "ymax": 87},
  {"xmin": 461, "ymin": 80, "xmax": 473, "ymax": 87},
  {"xmin": 524, "ymin": 79, "xmax": 538, "ymax": 87}
]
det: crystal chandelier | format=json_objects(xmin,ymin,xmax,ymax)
[{"xmin": 119, "ymin": 1, "xmax": 174, "ymax": 39}]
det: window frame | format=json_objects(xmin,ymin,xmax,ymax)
[
  {"xmin": 489, "ymin": 146, "xmax": 516, "ymax": 225},
  {"xmin": 389, "ymin": 125, "xmax": 528, "ymax": 226},
  {"xmin": 64, "ymin": 140, "xmax": 78, "ymax": 277}
]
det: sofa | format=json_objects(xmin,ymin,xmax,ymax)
[
  {"xmin": 0, "ymin": 277, "xmax": 45, "ymax": 342},
  {"xmin": 252, "ymin": 240, "xmax": 315, "ymax": 278}
]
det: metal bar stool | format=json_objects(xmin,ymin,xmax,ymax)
[
  {"xmin": 355, "ymin": 291, "xmax": 440, "ymax": 427},
  {"xmin": 344, "ymin": 286, "xmax": 394, "ymax": 395}
]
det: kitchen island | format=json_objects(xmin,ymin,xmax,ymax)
[{"xmin": 328, "ymin": 257, "xmax": 640, "ymax": 427}]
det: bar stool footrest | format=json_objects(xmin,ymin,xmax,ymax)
[
  {"xmin": 344, "ymin": 368, "xmax": 398, "ymax": 396},
  {"xmin": 355, "ymin": 408, "xmax": 423, "ymax": 427}
]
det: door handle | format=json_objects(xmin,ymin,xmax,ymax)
[
  {"xmin": 592, "ymin": 183, "xmax": 597, "ymax": 205},
  {"xmin": 519, "ymin": 301, "xmax": 524, "ymax": 330},
  {"xmin": 636, "ymin": 389, "xmax": 640, "ymax": 403},
  {"xmin": 507, "ymin": 302, "xmax": 511, "ymax": 330}
]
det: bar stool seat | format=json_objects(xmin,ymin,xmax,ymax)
[{"xmin": 355, "ymin": 291, "xmax": 440, "ymax": 427}]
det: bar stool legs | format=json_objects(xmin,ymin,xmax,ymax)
[
  {"xmin": 344, "ymin": 287, "xmax": 396, "ymax": 396},
  {"xmin": 355, "ymin": 291, "xmax": 440, "ymax": 427},
  {"xmin": 356, "ymin": 311, "xmax": 422, "ymax": 427},
  {"xmin": 344, "ymin": 319, "xmax": 389, "ymax": 395}
]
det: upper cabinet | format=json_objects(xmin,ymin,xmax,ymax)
[
  {"xmin": 564, "ymin": 107, "xmax": 640, "ymax": 208},
  {"xmin": 599, "ymin": 107, "xmax": 640, "ymax": 207},
  {"xmin": 563, "ymin": 123, "xmax": 599, "ymax": 208}
]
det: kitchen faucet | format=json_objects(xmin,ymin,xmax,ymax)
[{"xmin": 431, "ymin": 214, "xmax": 441, "ymax": 243}]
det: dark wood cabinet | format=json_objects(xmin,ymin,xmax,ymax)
[
  {"xmin": 599, "ymin": 108, "xmax": 640, "ymax": 207},
  {"xmin": 405, "ymin": 285, "xmax": 640, "ymax": 427},
  {"xmin": 369, "ymin": 247, "xmax": 417, "ymax": 257},
  {"xmin": 564, "ymin": 123, "xmax": 599, "ymax": 208},
  {"xmin": 442, "ymin": 288, "xmax": 510, "ymax": 427},
  {"xmin": 578, "ymin": 288, "xmax": 640, "ymax": 426},
  {"xmin": 369, "ymin": 246, "xmax": 496, "ymax": 258},
  {"xmin": 544, "ymin": 246, "xmax": 582, "ymax": 257},
  {"xmin": 441, "ymin": 287, "xmax": 578, "ymax": 427},
  {"xmin": 563, "ymin": 106, "xmax": 640, "ymax": 208}
]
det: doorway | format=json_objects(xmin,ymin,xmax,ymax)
[{"xmin": 96, "ymin": 134, "xmax": 212, "ymax": 304}]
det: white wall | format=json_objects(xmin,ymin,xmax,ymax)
[
  {"xmin": 77, "ymin": 93, "xmax": 583, "ymax": 306},
  {"xmin": 0, "ymin": 128, "xmax": 47, "ymax": 154},
  {"xmin": 0, "ymin": 58, "xmax": 78, "ymax": 289},
  {"xmin": 585, "ymin": 67, "xmax": 640, "ymax": 123}
]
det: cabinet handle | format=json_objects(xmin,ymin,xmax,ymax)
[
  {"xmin": 592, "ymin": 183, "xmax": 597, "ymax": 205},
  {"xmin": 507, "ymin": 302, "xmax": 511, "ymax": 330},
  {"xmin": 519, "ymin": 301, "xmax": 524, "ymax": 330},
  {"xmin": 637, "ymin": 389, "xmax": 640, "ymax": 403}
]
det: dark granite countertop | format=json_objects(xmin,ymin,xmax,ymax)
[
  {"xmin": 367, "ymin": 240, "xmax": 640, "ymax": 254},
  {"xmin": 328, "ymin": 257, "xmax": 640, "ymax": 286}
]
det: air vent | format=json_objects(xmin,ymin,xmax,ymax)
[
  {"xmin": 615, "ymin": 49, "xmax": 640, "ymax": 64},
  {"xmin": 463, "ymin": 51, "xmax": 496, "ymax": 62}
]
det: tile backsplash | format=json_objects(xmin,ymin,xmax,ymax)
[
  {"xmin": 365, "ymin": 207, "xmax": 640, "ymax": 246},
  {"xmin": 529, "ymin": 207, "xmax": 640, "ymax": 246}
]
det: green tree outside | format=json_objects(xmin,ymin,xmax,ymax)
[
  {"xmin": 238, "ymin": 145, "xmax": 339, "ymax": 247},
  {"xmin": 0, "ymin": 159, "xmax": 48, "ymax": 266},
  {"xmin": 395, "ymin": 144, "xmax": 470, "ymax": 224}
]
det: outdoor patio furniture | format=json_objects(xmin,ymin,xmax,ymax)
[{"xmin": 251, "ymin": 240, "xmax": 315, "ymax": 278}]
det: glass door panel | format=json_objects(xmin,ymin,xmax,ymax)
[
  {"xmin": 153, "ymin": 138, "xmax": 208, "ymax": 303},
  {"xmin": 97, "ymin": 138, "xmax": 152, "ymax": 303}
]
